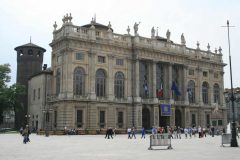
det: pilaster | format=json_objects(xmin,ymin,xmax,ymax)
[{"xmin": 88, "ymin": 51, "xmax": 96, "ymax": 99}]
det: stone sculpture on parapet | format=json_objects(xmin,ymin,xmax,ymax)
[
  {"xmin": 134, "ymin": 22, "xmax": 141, "ymax": 36},
  {"xmin": 151, "ymin": 27, "xmax": 155, "ymax": 38},
  {"xmin": 181, "ymin": 33, "xmax": 186, "ymax": 45},
  {"xmin": 166, "ymin": 29, "xmax": 171, "ymax": 42}
]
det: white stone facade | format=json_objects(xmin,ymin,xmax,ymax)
[{"xmin": 29, "ymin": 14, "xmax": 227, "ymax": 132}]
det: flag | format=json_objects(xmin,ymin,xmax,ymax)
[
  {"xmin": 171, "ymin": 81, "xmax": 181, "ymax": 96},
  {"xmin": 157, "ymin": 83, "xmax": 164, "ymax": 98},
  {"xmin": 143, "ymin": 80, "xmax": 148, "ymax": 96}
]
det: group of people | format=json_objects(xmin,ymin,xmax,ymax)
[
  {"xmin": 19, "ymin": 125, "xmax": 31, "ymax": 144},
  {"xmin": 105, "ymin": 127, "xmax": 116, "ymax": 139}
]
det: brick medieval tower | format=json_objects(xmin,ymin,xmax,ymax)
[{"xmin": 14, "ymin": 41, "xmax": 46, "ymax": 129}]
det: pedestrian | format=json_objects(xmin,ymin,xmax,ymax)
[
  {"xmin": 173, "ymin": 126, "xmax": 177, "ymax": 139},
  {"xmin": 105, "ymin": 128, "xmax": 109, "ymax": 139},
  {"xmin": 177, "ymin": 126, "xmax": 181, "ymax": 139},
  {"xmin": 127, "ymin": 127, "xmax": 131, "ymax": 139},
  {"xmin": 203, "ymin": 127, "xmax": 206, "ymax": 137},
  {"xmin": 188, "ymin": 127, "xmax": 192, "ymax": 138},
  {"xmin": 131, "ymin": 127, "xmax": 136, "ymax": 139},
  {"xmin": 198, "ymin": 126, "xmax": 202, "ymax": 138},
  {"xmin": 184, "ymin": 127, "xmax": 188, "ymax": 138},
  {"xmin": 22, "ymin": 125, "xmax": 30, "ymax": 144},
  {"xmin": 109, "ymin": 127, "xmax": 113, "ymax": 139},
  {"xmin": 211, "ymin": 126, "xmax": 215, "ymax": 137},
  {"xmin": 113, "ymin": 128, "xmax": 116, "ymax": 136},
  {"xmin": 141, "ymin": 127, "xmax": 145, "ymax": 139}
]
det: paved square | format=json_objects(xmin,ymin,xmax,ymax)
[{"xmin": 0, "ymin": 134, "xmax": 240, "ymax": 160}]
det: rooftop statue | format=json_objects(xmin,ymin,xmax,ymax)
[{"xmin": 134, "ymin": 22, "xmax": 141, "ymax": 36}]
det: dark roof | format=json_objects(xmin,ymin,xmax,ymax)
[
  {"xmin": 14, "ymin": 42, "xmax": 46, "ymax": 52},
  {"xmin": 28, "ymin": 69, "xmax": 53, "ymax": 80},
  {"xmin": 82, "ymin": 22, "xmax": 113, "ymax": 32}
]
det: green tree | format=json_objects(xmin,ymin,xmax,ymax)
[{"xmin": 0, "ymin": 64, "xmax": 25, "ymax": 126}]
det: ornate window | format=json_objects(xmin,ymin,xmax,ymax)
[
  {"xmin": 117, "ymin": 111, "xmax": 124, "ymax": 128},
  {"xmin": 96, "ymin": 69, "xmax": 106, "ymax": 97},
  {"xmin": 56, "ymin": 68, "xmax": 61, "ymax": 95},
  {"xmin": 76, "ymin": 110, "xmax": 83, "ymax": 128},
  {"xmin": 114, "ymin": 72, "xmax": 125, "ymax": 98},
  {"xmin": 99, "ymin": 110, "xmax": 105, "ymax": 128},
  {"xmin": 73, "ymin": 67, "xmax": 85, "ymax": 95},
  {"xmin": 139, "ymin": 61, "xmax": 148, "ymax": 98},
  {"xmin": 187, "ymin": 80, "xmax": 195, "ymax": 103},
  {"xmin": 28, "ymin": 49, "xmax": 33, "ymax": 56},
  {"xmin": 156, "ymin": 63, "xmax": 164, "ymax": 99},
  {"xmin": 213, "ymin": 83, "xmax": 220, "ymax": 104},
  {"xmin": 202, "ymin": 82, "xmax": 209, "ymax": 104}
]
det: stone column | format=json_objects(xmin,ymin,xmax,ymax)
[
  {"xmin": 220, "ymin": 71, "xmax": 224, "ymax": 106},
  {"xmin": 183, "ymin": 65, "xmax": 189, "ymax": 104},
  {"xmin": 153, "ymin": 105, "xmax": 159, "ymax": 127},
  {"xmin": 197, "ymin": 67, "xmax": 203, "ymax": 105},
  {"xmin": 209, "ymin": 69, "xmax": 214, "ymax": 105},
  {"xmin": 88, "ymin": 51, "xmax": 96, "ymax": 99},
  {"xmin": 152, "ymin": 61, "xmax": 157, "ymax": 98},
  {"xmin": 134, "ymin": 59, "xmax": 141, "ymax": 102},
  {"xmin": 170, "ymin": 107, "xmax": 175, "ymax": 127},
  {"xmin": 108, "ymin": 55, "xmax": 114, "ymax": 101},
  {"xmin": 169, "ymin": 63, "xmax": 173, "ymax": 101}
]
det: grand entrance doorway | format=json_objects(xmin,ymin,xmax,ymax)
[
  {"xmin": 159, "ymin": 107, "xmax": 170, "ymax": 127},
  {"xmin": 175, "ymin": 109, "xmax": 182, "ymax": 127},
  {"xmin": 142, "ymin": 107, "xmax": 150, "ymax": 129}
]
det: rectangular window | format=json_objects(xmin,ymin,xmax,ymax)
[
  {"xmin": 76, "ymin": 53, "xmax": 84, "ymax": 60},
  {"xmin": 38, "ymin": 88, "xmax": 40, "ymax": 99},
  {"xmin": 77, "ymin": 110, "xmax": 83, "ymax": 128},
  {"xmin": 218, "ymin": 120, "xmax": 223, "ymax": 126},
  {"xmin": 99, "ymin": 111, "xmax": 105, "ymax": 128},
  {"xmin": 214, "ymin": 73, "xmax": 218, "ymax": 78},
  {"xmin": 54, "ymin": 111, "xmax": 57, "ymax": 128},
  {"xmin": 192, "ymin": 114, "xmax": 196, "ymax": 126},
  {"xmin": 203, "ymin": 71, "xmax": 208, "ymax": 77},
  {"xmin": 98, "ymin": 56, "xmax": 105, "ymax": 63},
  {"xmin": 116, "ymin": 59, "xmax": 124, "ymax": 66},
  {"xmin": 33, "ymin": 89, "xmax": 36, "ymax": 100},
  {"xmin": 189, "ymin": 69, "xmax": 194, "ymax": 75},
  {"xmin": 212, "ymin": 120, "xmax": 217, "ymax": 126},
  {"xmin": 206, "ymin": 114, "xmax": 210, "ymax": 127},
  {"xmin": 118, "ymin": 111, "xmax": 123, "ymax": 128}
]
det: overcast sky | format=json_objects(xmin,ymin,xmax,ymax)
[{"xmin": 0, "ymin": 0, "xmax": 239, "ymax": 89}]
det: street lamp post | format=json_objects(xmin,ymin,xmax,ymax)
[
  {"xmin": 222, "ymin": 20, "xmax": 238, "ymax": 147},
  {"xmin": 25, "ymin": 114, "xmax": 31, "ymax": 126}
]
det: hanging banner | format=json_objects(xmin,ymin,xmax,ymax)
[{"xmin": 160, "ymin": 104, "xmax": 171, "ymax": 116}]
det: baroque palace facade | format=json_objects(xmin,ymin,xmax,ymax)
[{"xmin": 28, "ymin": 14, "xmax": 227, "ymax": 132}]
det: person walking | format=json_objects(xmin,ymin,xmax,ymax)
[
  {"xmin": 127, "ymin": 127, "xmax": 132, "ymax": 139},
  {"xmin": 198, "ymin": 126, "xmax": 202, "ymax": 138},
  {"xmin": 177, "ymin": 126, "xmax": 181, "ymax": 139},
  {"xmin": 22, "ymin": 125, "xmax": 30, "ymax": 144},
  {"xmin": 211, "ymin": 126, "xmax": 215, "ymax": 137},
  {"xmin": 141, "ymin": 127, "xmax": 145, "ymax": 139},
  {"xmin": 131, "ymin": 127, "xmax": 136, "ymax": 139},
  {"xmin": 184, "ymin": 127, "xmax": 188, "ymax": 138}
]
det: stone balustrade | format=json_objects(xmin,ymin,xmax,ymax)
[{"xmin": 53, "ymin": 23, "xmax": 222, "ymax": 64}]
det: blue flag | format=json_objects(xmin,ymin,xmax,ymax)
[{"xmin": 171, "ymin": 81, "xmax": 181, "ymax": 96}]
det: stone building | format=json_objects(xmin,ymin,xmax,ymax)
[{"xmin": 28, "ymin": 14, "xmax": 227, "ymax": 132}]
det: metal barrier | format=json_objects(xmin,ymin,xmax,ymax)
[
  {"xmin": 221, "ymin": 133, "xmax": 231, "ymax": 146},
  {"xmin": 148, "ymin": 134, "xmax": 173, "ymax": 150}
]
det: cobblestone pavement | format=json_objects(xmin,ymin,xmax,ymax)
[{"xmin": 0, "ymin": 134, "xmax": 239, "ymax": 160}]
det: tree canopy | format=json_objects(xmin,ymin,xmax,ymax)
[{"xmin": 0, "ymin": 64, "xmax": 25, "ymax": 125}]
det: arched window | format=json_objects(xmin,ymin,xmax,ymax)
[
  {"xmin": 73, "ymin": 67, "xmax": 85, "ymax": 95},
  {"xmin": 213, "ymin": 83, "xmax": 220, "ymax": 104},
  {"xmin": 56, "ymin": 68, "xmax": 61, "ymax": 95},
  {"xmin": 202, "ymin": 82, "xmax": 209, "ymax": 104},
  {"xmin": 96, "ymin": 69, "xmax": 106, "ymax": 97},
  {"xmin": 28, "ymin": 49, "xmax": 33, "ymax": 56},
  {"xmin": 187, "ymin": 80, "xmax": 195, "ymax": 103},
  {"xmin": 114, "ymin": 72, "xmax": 124, "ymax": 98}
]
